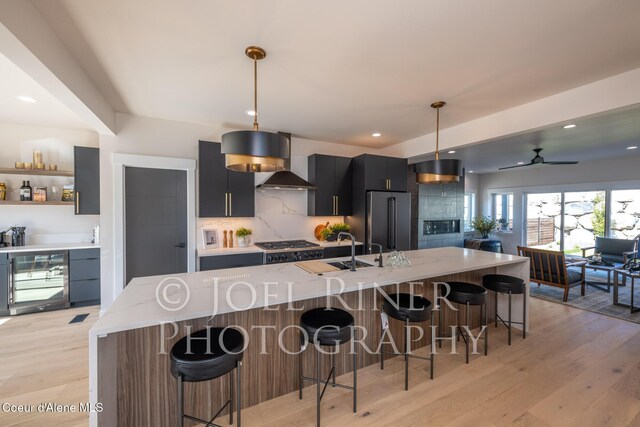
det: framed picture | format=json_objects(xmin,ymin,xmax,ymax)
[{"xmin": 202, "ymin": 228, "xmax": 219, "ymax": 249}]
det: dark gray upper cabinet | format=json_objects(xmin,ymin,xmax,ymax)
[
  {"xmin": 199, "ymin": 140, "xmax": 255, "ymax": 218},
  {"xmin": 307, "ymin": 154, "xmax": 352, "ymax": 216},
  {"xmin": 358, "ymin": 154, "xmax": 408, "ymax": 192},
  {"xmin": 74, "ymin": 146, "xmax": 100, "ymax": 215}
]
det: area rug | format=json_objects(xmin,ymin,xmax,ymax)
[{"xmin": 529, "ymin": 268, "xmax": 640, "ymax": 324}]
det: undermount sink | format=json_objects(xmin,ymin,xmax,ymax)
[{"xmin": 327, "ymin": 260, "xmax": 374, "ymax": 270}]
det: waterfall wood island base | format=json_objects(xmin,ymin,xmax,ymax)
[{"xmin": 89, "ymin": 247, "xmax": 529, "ymax": 426}]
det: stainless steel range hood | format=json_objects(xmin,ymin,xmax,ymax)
[{"xmin": 256, "ymin": 132, "xmax": 316, "ymax": 190}]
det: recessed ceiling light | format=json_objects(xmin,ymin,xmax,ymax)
[
  {"xmin": 372, "ymin": 132, "xmax": 381, "ymax": 137},
  {"xmin": 16, "ymin": 95, "xmax": 36, "ymax": 103},
  {"xmin": 563, "ymin": 124, "xmax": 576, "ymax": 129},
  {"xmin": 246, "ymin": 110, "xmax": 256, "ymax": 116},
  {"xmin": 627, "ymin": 146, "xmax": 637, "ymax": 150},
  {"xmin": 448, "ymin": 150, "xmax": 456, "ymax": 154},
  {"xmin": 517, "ymin": 161, "xmax": 524, "ymax": 165}
]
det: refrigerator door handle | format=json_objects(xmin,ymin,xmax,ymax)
[
  {"xmin": 387, "ymin": 197, "xmax": 397, "ymax": 249},
  {"xmin": 394, "ymin": 197, "xmax": 398, "ymax": 249}
]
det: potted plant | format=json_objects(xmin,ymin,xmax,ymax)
[
  {"xmin": 320, "ymin": 222, "xmax": 351, "ymax": 241},
  {"xmin": 497, "ymin": 218, "xmax": 509, "ymax": 231},
  {"xmin": 235, "ymin": 227, "xmax": 252, "ymax": 247},
  {"xmin": 471, "ymin": 216, "xmax": 497, "ymax": 239}
]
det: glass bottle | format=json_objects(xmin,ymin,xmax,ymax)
[{"xmin": 24, "ymin": 180, "xmax": 33, "ymax": 202}]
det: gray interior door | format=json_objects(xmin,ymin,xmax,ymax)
[{"xmin": 125, "ymin": 167, "xmax": 187, "ymax": 285}]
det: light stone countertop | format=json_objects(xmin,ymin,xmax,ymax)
[
  {"xmin": 0, "ymin": 242, "xmax": 99, "ymax": 254},
  {"xmin": 91, "ymin": 247, "xmax": 527, "ymax": 337}
]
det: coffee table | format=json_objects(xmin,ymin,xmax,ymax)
[
  {"xmin": 584, "ymin": 261, "xmax": 624, "ymax": 293},
  {"xmin": 613, "ymin": 269, "xmax": 639, "ymax": 314}
]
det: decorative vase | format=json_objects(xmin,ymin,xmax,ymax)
[{"xmin": 237, "ymin": 236, "xmax": 251, "ymax": 247}]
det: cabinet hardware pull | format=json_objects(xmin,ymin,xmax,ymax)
[
  {"xmin": 229, "ymin": 192, "xmax": 232, "ymax": 216},
  {"xmin": 75, "ymin": 191, "xmax": 80, "ymax": 214},
  {"xmin": 225, "ymin": 192, "xmax": 228, "ymax": 216},
  {"xmin": 336, "ymin": 196, "xmax": 339, "ymax": 215}
]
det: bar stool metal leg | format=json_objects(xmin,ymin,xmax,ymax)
[
  {"xmin": 508, "ymin": 290, "xmax": 512, "ymax": 345},
  {"xmin": 230, "ymin": 369, "xmax": 234, "ymax": 425},
  {"xmin": 465, "ymin": 301, "xmax": 470, "ymax": 364},
  {"xmin": 353, "ymin": 328, "xmax": 357, "ymax": 413},
  {"xmin": 299, "ymin": 333, "xmax": 303, "ymax": 400},
  {"xmin": 316, "ymin": 344, "xmax": 321, "ymax": 427},
  {"xmin": 404, "ymin": 318, "xmax": 409, "ymax": 391},
  {"xmin": 483, "ymin": 300, "xmax": 488, "ymax": 356},
  {"xmin": 332, "ymin": 351, "xmax": 336, "ymax": 387},
  {"xmin": 177, "ymin": 374, "xmax": 184, "ymax": 427},
  {"xmin": 430, "ymin": 310, "xmax": 435, "ymax": 380},
  {"xmin": 237, "ymin": 361, "xmax": 242, "ymax": 427},
  {"xmin": 523, "ymin": 291, "xmax": 527, "ymax": 339}
]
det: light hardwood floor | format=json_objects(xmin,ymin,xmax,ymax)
[{"xmin": 2, "ymin": 299, "xmax": 640, "ymax": 426}]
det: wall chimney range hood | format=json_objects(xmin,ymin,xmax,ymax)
[{"xmin": 256, "ymin": 132, "xmax": 316, "ymax": 190}]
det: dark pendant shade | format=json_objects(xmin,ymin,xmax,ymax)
[
  {"xmin": 415, "ymin": 159, "xmax": 463, "ymax": 184},
  {"xmin": 221, "ymin": 130, "xmax": 290, "ymax": 172}
]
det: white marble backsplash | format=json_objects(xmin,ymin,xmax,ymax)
[{"xmin": 197, "ymin": 188, "xmax": 340, "ymax": 247}]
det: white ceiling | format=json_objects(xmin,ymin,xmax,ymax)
[
  {"xmin": 0, "ymin": 52, "xmax": 91, "ymax": 130},
  {"xmin": 31, "ymin": 0, "xmax": 640, "ymax": 147},
  {"xmin": 413, "ymin": 104, "xmax": 640, "ymax": 174}
]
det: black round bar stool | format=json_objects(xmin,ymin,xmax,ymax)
[
  {"xmin": 170, "ymin": 327, "xmax": 244, "ymax": 427},
  {"xmin": 439, "ymin": 281, "xmax": 488, "ymax": 364},
  {"xmin": 483, "ymin": 274, "xmax": 527, "ymax": 345},
  {"xmin": 299, "ymin": 307, "xmax": 357, "ymax": 427},
  {"xmin": 379, "ymin": 293, "xmax": 434, "ymax": 390}
]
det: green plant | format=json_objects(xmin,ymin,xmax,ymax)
[
  {"xmin": 592, "ymin": 193, "xmax": 606, "ymax": 237},
  {"xmin": 320, "ymin": 222, "xmax": 351, "ymax": 239},
  {"xmin": 471, "ymin": 216, "xmax": 497, "ymax": 238},
  {"xmin": 498, "ymin": 218, "xmax": 508, "ymax": 225},
  {"xmin": 235, "ymin": 227, "xmax": 252, "ymax": 238}
]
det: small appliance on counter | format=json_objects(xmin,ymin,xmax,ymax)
[
  {"xmin": 10, "ymin": 226, "xmax": 26, "ymax": 246},
  {"xmin": 0, "ymin": 230, "xmax": 9, "ymax": 247}
]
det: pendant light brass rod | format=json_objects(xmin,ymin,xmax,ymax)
[
  {"xmin": 435, "ymin": 105, "xmax": 440, "ymax": 160},
  {"xmin": 253, "ymin": 57, "xmax": 259, "ymax": 131}
]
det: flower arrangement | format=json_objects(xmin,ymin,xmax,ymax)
[
  {"xmin": 471, "ymin": 216, "xmax": 497, "ymax": 238},
  {"xmin": 320, "ymin": 222, "xmax": 351, "ymax": 241}
]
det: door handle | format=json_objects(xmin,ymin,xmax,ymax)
[
  {"xmin": 225, "ymin": 192, "xmax": 228, "ymax": 216},
  {"xmin": 75, "ymin": 191, "xmax": 80, "ymax": 214},
  {"xmin": 336, "ymin": 196, "xmax": 339, "ymax": 215},
  {"xmin": 229, "ymin": 192, "xmax": 232, "ymax": 216},
  {"xmin": 8, "ymin": 259, "xmax": 13, "ymax": 304},
  {"xmin": 174, "ymin": 243, "xmax": 186, "ymax": 248},
  {"xmin": 332, "ymin": 196, "xmax": 336, "ymax": 215}
]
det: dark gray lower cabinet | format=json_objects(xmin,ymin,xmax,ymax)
[
  {"xmin": 0, "ymin": 254, "xmax": 8, "ymax": 316},
  {"xmin": 199, "ymin": 253, "xmax": 264, "ymax": 271},
  {"xmin": 323, "ymin": 244, "xmax": 364, "ymax": 259},
  {"xmin": 69, "ymin": 249, "xmax": 100, "ymax": 306}
]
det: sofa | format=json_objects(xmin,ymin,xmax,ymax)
[{"xmin": 581, "ymin": 236, "xmax": 639, "ymax": 264}]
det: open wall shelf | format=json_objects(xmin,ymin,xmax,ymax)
[
  {"xmin": 0, "ymin": 200, "xmax": 73, "ymax": 206},
  {"xmin": 0, "ymin": 167, "xmax": 74, "ymax": 178}
]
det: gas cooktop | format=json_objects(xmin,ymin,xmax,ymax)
[{"xmin": 254, "ymin": 240, "xmax": 320, "ymax": 251}]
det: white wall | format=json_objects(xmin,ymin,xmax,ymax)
[
  {"xmin": 99, "ymin": 113, "xmax": 383, "ymax": 310},
  {"xmin": 476, "ymin": 153, "xmax": 640, "ymax": 254},
  {"xmin": 0, "ymin": 122, "xmax": 99, "ymax": 244}
]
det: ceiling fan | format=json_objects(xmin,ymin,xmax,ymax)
[{"xmin": 499, "ymin": 148, "xmax": 579, "ymax": 170}]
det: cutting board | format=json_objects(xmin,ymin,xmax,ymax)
[{"xmin": 295, "ymin": 260, "xmax": 340, "ymax": 274}]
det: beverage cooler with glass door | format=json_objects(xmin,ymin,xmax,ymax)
[{"xmin": 8, "ymin": 251, "xmax": 69, "ymax": 315}]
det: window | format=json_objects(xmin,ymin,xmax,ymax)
[
  {"xmin": 493, "ymin": 193, "xmax": 513, "ymax": 230},
  {"xmin": 463, "ymin": 193, "xmax": 475, "ymax": 231}
]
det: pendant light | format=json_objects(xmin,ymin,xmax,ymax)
[
  {"xmin": 415, "ymin": 101, "xmax": 462, "ymax": 184},
  {"xmin": 221, "ymin": 46, "xmax": 289, "ymax": 172}
]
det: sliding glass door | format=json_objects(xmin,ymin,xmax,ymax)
[
  {"xmin": 610, "ymin": 190, "xmax": 640, "ymax": 239},
  {"xmin": 526, "ymin": 192, "xmax": 562, "ymax": 250},
  {"xmin": 563, "ymin": 191, "xmax": 605, "ymax": 255}
]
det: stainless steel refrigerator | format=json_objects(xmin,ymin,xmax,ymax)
[{"xmin": 366, "ymin": 191, "xmax": 411, "ymax": 252}]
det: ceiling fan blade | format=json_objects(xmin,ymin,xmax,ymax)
[
  {"xmin": 498, "ymin": 163, "xmax": 532, "ymax": 170},
  {"xmin": 541, "ymin": 161, "xmax": 579, "ymax": 165}
]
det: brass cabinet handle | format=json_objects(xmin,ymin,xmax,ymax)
[
  {"xmin": 225, "ymin": 192, "xmax": 228, "ymax": 216},
  {"xmin": 388, "ymin": 179, "xmax": 391, "ymax": 190},
  {"xmin": 229, "ymin": 192, "xmax": 232, "ymax": 216},
  {"xmin": 336, "ymin": 196, "xmax": 339, "ymax": 215},
  {"xmin": 75, "ymin": 191, "xmax": 80, "ymax": 214}
]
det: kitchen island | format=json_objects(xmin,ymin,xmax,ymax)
[{"xmin": 89, "ymin": 247, "xmax": 529, "ymax": 426}]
